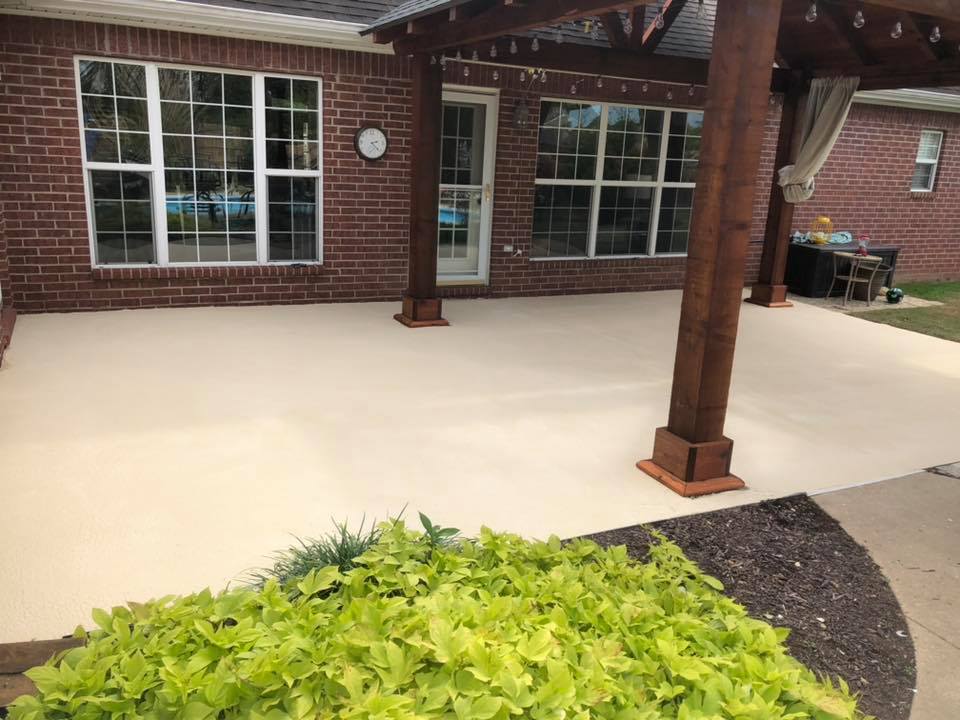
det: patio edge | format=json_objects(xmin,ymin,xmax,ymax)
[{"xmin": 0, "ymin": 306, "xmax": 16, "ymax": 368}]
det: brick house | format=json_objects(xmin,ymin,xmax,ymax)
[{"xmin": 0, "ymin": 0, "xmax": 958, "ymax": 319}]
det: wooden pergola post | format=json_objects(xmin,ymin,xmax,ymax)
[
  {"xmin": 394, "ymin": 53, "xmax": 449, "ymax": 328},
  {"xmin": 747, "ymin": 71, "xmax": 808, "ymax": 308},
  {"xmin": 638, "ymin": 0, "xmax": 784, "ymax": 497}
]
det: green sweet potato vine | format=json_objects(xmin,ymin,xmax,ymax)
[{"xmin": 10, "ymin": 523, "xmax": 865, "ymax": 720}]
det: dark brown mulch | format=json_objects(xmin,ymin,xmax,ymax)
[{"xmin": 583, "ymin": 494, "xmax": 916, "ymax": 720}]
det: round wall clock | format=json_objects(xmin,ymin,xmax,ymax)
[{"xmin": 354, "ymin": 126, "xmax": 388, "ymax": 162}]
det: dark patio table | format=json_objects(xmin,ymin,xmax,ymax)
[{"xmin": 784, "ymin": 241, "xmax": 901, "ymax": 298}]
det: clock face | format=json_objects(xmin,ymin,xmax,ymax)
[{"xmin": 355, "ymin": 126, "xmax": 388, "ymax": 161}]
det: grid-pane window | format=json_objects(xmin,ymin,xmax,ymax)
[
  {"xmin": 77, "ymin": 59, "xmax": 323, "ymax": 266},
  {"xmin": 911, "ymin": 130, "xmax": 943, "ymax": 192},
  {"xmin": 89, "ymin": 170, "xmax": 155, "ymax": 264},
  {"xmin": 159, "ymin": 69, "xmax": 256, "ymax": 263},
  {"xmin": 533, "ymin": 100, "xmax": 701, "ymax": 258},
  {"xmin": 79, "ymin": 59, "xmax": 156, "ymax": 264},
  {"xmin": 656, "ymin": 188, "xmax": 695, "ymax": 254},
  {"xmin": 268, "ymin": 177, "xmax": 319, "ymax": 261}
]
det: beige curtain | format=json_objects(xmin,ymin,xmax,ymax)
[{"xmin": 778, "ymin": 76, "xmax": 860, "ymax": 204}]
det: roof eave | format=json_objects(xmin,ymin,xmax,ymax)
[
  {"xmin": 855, "ymin": 88, "xmax": 960, "ymax": 113},
  {"xmin": 0, "ymin": 0, "xmax": 395, "ymax": 54}
]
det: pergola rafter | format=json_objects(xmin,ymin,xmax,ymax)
[{"xmin": 362, "ymin": 0, "xmax": 960, "ymax": 496}]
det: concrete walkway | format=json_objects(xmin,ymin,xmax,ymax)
[
  {"xmin": 816, "ymin": 471, "xmax": 960, "ymax": 720},
  {"xmin": 2, "ymin": 291, "xmax": 960, "ymax": 641}
]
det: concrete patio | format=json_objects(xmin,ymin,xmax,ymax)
[{"xmin": 1, "ymin": 290, "xmax": 959, "ymax": 642}]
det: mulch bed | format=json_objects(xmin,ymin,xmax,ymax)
[{"xmin": 584, "ymin": 494, "xmax": 916, "ymax": 720}]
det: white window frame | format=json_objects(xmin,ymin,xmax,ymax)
[
  {"xmin": 75, "ymin": 56, "xmax": 324, "ymax": 268},
  {"xmin": 911, "ymin": 129, "xmax": 943, "ymax": 193},
  {"xmin": 531, "ymin": 99, "xmax": 699, "ymax": 261}
]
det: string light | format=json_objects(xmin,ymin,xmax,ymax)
[
  {"xmin": 455, "ymin": 49, "xmax": 462, "ymax": 61},
  {"xmin": 571, "ymin": 83, "xmax": 577, "ymax": 95},
  {"xmin": 430, "ymin": 55, "xmax": 437, "ymax": 65},
  {"xmin": 804, "ymin": 2, "xmax": 817, "ymax": 22},
  {"xmin": 890, "ymin": 21, "xmax": 903, "ymax": 39},
  {"xmin": 853, "ymin": 10, "xmax": 865, "ymax": 28},
  {"xmin": 520, "ymin": 70, "xmax": 526, "ymax": 82},
  {"xmin": 596, "ymin": 76, "xmax": 604, "ymax": 88},
  {"xmin": 696, "ymin": 0, "xmax": 706, "ymax": 20},
  {"xmin": 493, "ymin": 69, "xmax": 499, "ymax": 81},
  {"xmin": 440, "ymin": 55, "xmax": 447, "ymax": 69},
  {"xmin": 590, "ymin": 19, "xmax": 600, "ymax": 40},
  {"xmin": 930, "ymin": 25, "xmax": 941, "ymax": 43},
  {"xmin": 666, "ymin": 89, "xmax": 673, "ymax": 100},
  {"xmin": 471, "ymin": 50, "xmax": 479, "ymax": 61},
  {"xmin": 540, "ymin": 70, "xmax": 548, "ymax": 83},
  {"xmin": 623, "ymin": 15, "xmax": 633, "ymax": 35},
  {"xmin": 641, "ymin": 82, "xmax": 649, "ymax": 93},
  {"xmin": 464, "ymin": 65, "xmax": 470, "ymax": 77},
  {"xmin": 655, "ymin": 9, "xmax": 665, "ymax": 30},
  {"xmin": 688, "ymin": 84, "xmax": 696, "ymax": 96},
  {"xmin": 555, "ymin": 27, "xmax": 564, "ymax": 43},
  {"xmin": 490, "ymin": 43, "xmax": 497, "ymax": 58},
  {"xmin": 621, "ymin": 82, "xmax": 628, "ymax": 93},
  {"xmin": 532, "ymin": 37, "xmax": 540, "ymax": 52},
  {"xmin": 510, "ymin": 38, "xmax": 518, "ymax": 54}
]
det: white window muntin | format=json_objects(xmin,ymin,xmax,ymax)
[
  {"xmin": 75, "ymin": 57, "xmax": 323, "ymax": 267},
  {"xmin": 911, "ymin": 129, "xmax": 943, "ymax": 193},
  {"xmin": 532, "ymin": 98, "xmax": 698, "ymax": 260}
]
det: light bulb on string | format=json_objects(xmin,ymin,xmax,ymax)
[
  {"xmin": 853, "ymin": 10, "xmax": 865, "ymax": 28},
  {"xmin": 520, "ymin": 70, "xmax": 526, "ymax": 82},
  {"xmin": 596, "ymin": 76, "xmax": 603, "ymax": 88},
  {"xmin": 555, "ymin": 27, "xmax": 564, "ymax": 44},
  {"xmin": 440, "ymin": 55, "xmax": 447, "ymax": 69},
  {"xmin": 621, "ymin": 82, "xmax": 628, "ymax": 93},
  {"xmin": 540, "ymin": 70, "xmax": 548, "ymax": 83},
  {"xmin": 471, "ymin": 50, "xmax": 479, "ymax": 61},
  {"xmin": 510, "ymin": 38, "xmax": 518, "ymax": 54},
  {"xmin": 531, "ymin": 37, "xmax": 540, "ymax": 52},
  {"xmin": 666, "ymin": 89, "xmax": 673, "ymax": 100},
  {"xmin": 493, "ymin": 69, "xmax": 499, "ymax": 81},
  {"xmin": 891, "ymin": 21, "xmax": 902, "ymax": 39},
  {"xmin": 641, "ymin": 82, "xmax": 648, "ymax": 93},
  {"xmin": 930, "ymin": 25, "xmax": 941, "ymax": 43},
  {"xmin": 688, "ymin": 84, "xmax": 695, "ymax": 96},
  {"xmin": 590, "ymin": 19, "xmax": 600, "ymax": 40},
  {"xmin": 570, "ymin": 83, "xmax": 577, "ymax": 95},
  {"xmin": 623, "ymin": 15, "xmax": 633, "ymax": 35},
  {"xmin": 455, "ymin": 49, "xmax": 462, "ymax": 61},
  {"xmin": 655, "ymin": 11, "xmax": 665, "ymax": 30},
  {"xmin": 463, "ymin": 65, "xmax": 470, "ymax": 77},
  {"xmin": 696, "ymin": 0, "xmax": 705, "ymax": 20},
  {"xmin": 430, "ymin": 55, "xmax": 437, "ymax": 65},
  {"xmin": 490, "ymin": 44, "xmax": 497, "ymax": 58},
  {"xmin": 805, "ymin": 2, "xmax": 817, "ymax": 22}
]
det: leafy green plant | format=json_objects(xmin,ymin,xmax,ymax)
[
  {"xmin": 11, "ymin": 522, "xmax": 866, "ymax": 720},
  {"xmin": 418, "ymin": 511, "xmax": 461, "ymax": 548},
  {"xmin": 245, "ymin": 517, "xmax": 381, "ymax": 590}
]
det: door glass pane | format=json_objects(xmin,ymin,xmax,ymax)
[
  {"xmin": 440, "ymin": 103, "xmax": 485, "ymax": 186},
  {"xmin": 438, "ymin": 188, "xmax": 481, "ymax": 273}
]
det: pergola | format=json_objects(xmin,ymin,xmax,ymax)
[{"xmin": 363, "ymin": 0, "xmax": 960, "ymax": 497}]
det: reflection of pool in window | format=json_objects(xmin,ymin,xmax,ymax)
[{"xmin": 166, "ymin": 193, "xmax": 254, "ymax": 218}]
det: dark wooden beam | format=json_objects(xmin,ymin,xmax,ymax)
[
  {"xmin": 640, "ymin": 0, "xmax": 689, "ymax": 54},
  {"xmin": 602, "ymin": 11, "xmax": 630, "ymax": 47},
  {"xmin": 747, "ymin": 71, "xmax": 808, "ymax": 308},
  {"xmin": 393, "ymin": 0, "xmax": 656, "ymax": 53},
  {"xmin": 856, "ymin": 0, "xmax": 960, "ymax": 21},
  {"xmin": 629, "ymin": 6, "xmax": 646, "ymax": 49},
  {"xmin": 900, "ymin": 12, "xmax": 941, "ymax": 61},
  {"xmin": 394, "ymin": 54, "xmax": 448, "ymax": 328},
  {"xmin": 371, "ymin": 24, "xmax": 408, "ymax": 44},
  {"xmin": 638, "ymin": 0, "xmax": 784, "ymax": 496},
  {"xmin": 814, "ymin": 56, "xmax": 960, "ymax": 89},
  {"xmin": 818, "ymin": 2, "xmax": 879, "ymax": 65}
]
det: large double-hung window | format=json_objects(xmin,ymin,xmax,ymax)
[
  {"xmin": 532, "ymin": 100, "xmax": 702, "ymax": 259},
  {"xmin": 77, "ymin": 58, "xmax": 322, "ymax": 266}
]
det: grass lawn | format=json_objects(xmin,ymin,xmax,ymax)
[{"xmin": 859, "ymin": 281, "xmax": 960, "ymax": 342}]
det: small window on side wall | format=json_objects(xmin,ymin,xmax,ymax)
[{"xmin": 911, "ymin": 130, "xmax": 943, "ymax": 192}]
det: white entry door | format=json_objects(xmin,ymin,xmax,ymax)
[{"xmin": 437, "ymin": 91, "xmax": 497, "ymax": 283}]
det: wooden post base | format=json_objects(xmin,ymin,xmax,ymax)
[
  {"xmin": 745, "ymin": 283, "xmax": 793, "ymax": 308},
  {"xmin": 394, "ymin": 296, "xmax": 449, "ymax": 328},
  {"xmin": 638, "ymin": 427, "xmax": 746, "ymax": 497},
  {"xmin": 0, "ymin": 307, "xmax": 17, "ymax": 368}
]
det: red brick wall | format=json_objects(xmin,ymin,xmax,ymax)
[{"xmin": 1, "ymin": 14, "xmax": 959, "ymax": 314}]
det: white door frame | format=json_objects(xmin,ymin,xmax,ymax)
[{"xmin": 438, "ymin": 87, "xmax": 499, "ymax": 285}]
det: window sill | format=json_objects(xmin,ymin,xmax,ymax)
[
  {"xmin": 91, "ymin": 264, "xmax": 325, "ymax": 281},
  {"xmin": 529, "ymin": 253, "xmax": 688, "ymax": 262}
]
